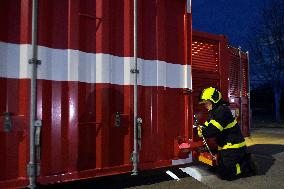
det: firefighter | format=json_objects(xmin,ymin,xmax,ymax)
[{"xmin": 198, "ymin": 87, "xmax": 258, "ymax": 180}]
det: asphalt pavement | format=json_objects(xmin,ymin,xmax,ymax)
[{"xmin": 127, "ymin": 128, "xmax": 284, "ymax": 189}]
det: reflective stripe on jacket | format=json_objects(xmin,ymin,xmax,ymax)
[{"xmin": 201, "ymin": 104, "xmax": 246, "ymax": 149}]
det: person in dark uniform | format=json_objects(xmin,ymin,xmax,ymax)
[{"xmin": 197, "ymin": 87, "xmax": 258, "ymax": 180}]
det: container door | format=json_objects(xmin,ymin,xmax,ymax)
[
  {"xmin": 0, "ymin": 0, "xmax": 29, "ymax": 187},
  {"xmin": 228, "ymin": 47, "xmax": 250, "ymax": 136},
  {"xmin": 34, "ymin": 0, "xmax": 134, "ymax": 181},
  {"xmin": 240, "ymin": 52, "xmax": 250, "ymax": 136},
  {"xmin": 138, "ymin": 0, "xmax": 191, "ymax": 166},
  {"xmin": 228, "ymin": 46, "xmax": 242, "ymax": 122},
  {"xmin": 0, "ymin": 78, "xmax": 29, "ymax": 185}
]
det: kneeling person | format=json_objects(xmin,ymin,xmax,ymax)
[{"xmin": 198, "ymin": 87, "xmax": 258, "ymax": 180}]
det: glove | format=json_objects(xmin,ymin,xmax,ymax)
[{"xmin": 197, "ymin": 125, "xmax": 203, "ymax": 137}]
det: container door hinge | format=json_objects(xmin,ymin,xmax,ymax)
[
  {"xmin": 28, "ymin": 58, "xmax": 41, "ymax": 65},
  {"xmin": 130, "ymin": 69, "xmax": 139, "ymax": 74}
]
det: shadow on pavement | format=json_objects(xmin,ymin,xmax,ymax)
[
  {"xmin": 248, "ymin": 144, "xmax": 284, "ymax": 175},
  {"xmin": 36, "ymin": 166, "xmax": 190, "ymax": 189}
]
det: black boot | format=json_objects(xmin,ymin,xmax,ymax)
[{"xmin": 244, "ymin": 153, "xmax": 259, "ymax": 175}]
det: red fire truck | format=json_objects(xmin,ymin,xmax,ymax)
[{"xmin": 0, "ymin": 0, "xmax": 249, "ymax": 188}]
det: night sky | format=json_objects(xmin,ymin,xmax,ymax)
[
  {"xmin": 192, "ymin": 0, "xmax": 284, "ymax": 119},
  {"xmin": 192, "ymin": 0, "xmax": 270, "ymax": 50}
]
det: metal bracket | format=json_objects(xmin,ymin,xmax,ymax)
[
  {"xmin": 3, "ymin": 112, "xmax": 13, "ymax": 133},
  {"xmin": 130, "ymin": 69, "xmax": 139, "ymax": 74},
  {"xmin": 34, "ymin": 119, "xmax": 42, "ymax": 127},
  {"xmin": 28, "ymin": 58, "xmax": 41, "ymax": 65},
  {"xmin": 137, "ymin": 117, "xmax": 142, "ymax": 150},
  {"xmin": 131, "ymin": 151, "xmax": 139, "ymax": 175},
  {"xmin": 131, "ymin": 152, "xmax": 139, "ymax": 164},
  {"xmin": 27, "ymin": 163, "xmax": 36, "ymax": 177},
  {"xmin": 183, "ymin": 88, "xmax": 192, "ymax": 94},
  {"xmin": 34, "ymin": 120, "xmax": 42, "ymax": 146},
  {"xmin": 27, "ymin": 162, "xmax": 40, "ymax": 177},
  {"xmin": 34, "ymin": 120, "xmax": 42, "ymax": 163}
]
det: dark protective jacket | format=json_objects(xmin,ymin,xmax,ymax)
[{"xmin": 201, "ymin": 103, "xmax": 246, "ymax": 150}]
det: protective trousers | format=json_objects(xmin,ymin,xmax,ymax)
[{"xmin": 217, "ymin": 147, "xmax": 250, "ymax": 180}]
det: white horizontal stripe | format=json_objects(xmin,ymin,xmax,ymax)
[{"xmin": 0, "ymin": 42, "xmax": 192, "ymax": 89}]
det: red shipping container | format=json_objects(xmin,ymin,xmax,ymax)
[{"xmin": 0, "ymin": 0, "xmax": 249, "ymax": 188}]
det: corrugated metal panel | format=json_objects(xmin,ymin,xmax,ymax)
[
  {"xmin": 0, "ymin": 0, "xmax": 190, "ymax": 187},
  {"xmin": 241, "ymin": 52, "xmax": 249, "ymax": 136},
  {"xmin": 228, "ymin": 46, "xmax": 250, "ymax": 136},
  {"xmin": 191, "ymin": 33, "xmax": 222, "ymax": 124},
  {"xmin": 0, "ymin": 78, "xmax": 29, "ymax": 183},
  {"xmin": 241, "ymin": 52, "xmax": 249, "ymax": 96},
  {"xmin": 0, "ymin": 0, "xmax": 29, "ymax": 187},
  {"xmin": 228, "ymin": 47, "xmax": 249, "ymax": 97},
  {"xmin": 228, "ymin": 46, "xmax": 240, "ymax": 97},
  {"xmin": 192, "ymin": 38, "xmax": 219, "ymax": 72}
]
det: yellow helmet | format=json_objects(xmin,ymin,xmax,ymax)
[{"xmin": 200, "ymin": 87, "xmax": 222, "ymax": 104}]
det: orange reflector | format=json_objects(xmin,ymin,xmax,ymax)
[{"xmin": 198, "ymin": 154, "xmax": 213, "ymax": 166}]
